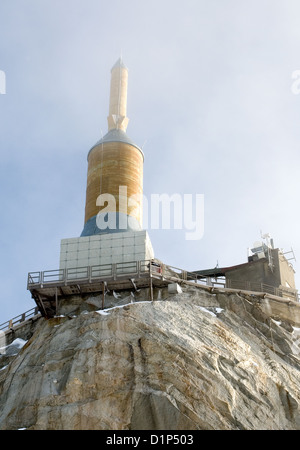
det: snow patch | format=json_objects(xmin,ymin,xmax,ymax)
[
  {"xmin": 0, "ymin": 338, "xmax": 27, "ymax": 356},
  {"xmin": 11, "ymin": 338, "xmax": 27, "ymax": 349},
  {"xmin": 271, "ymin": 319, "xmax": 281, "ymax": 326},
  {"xmin": 197, "ymin": 306, "xmax": 224, "ymax": 317},
  {"xmin": 197, "ymin": 306, "xmax": 217, "ymax": 317},
  {"xmin": 97, "ymin": 310, "xmax": 110, "ymax": 316},
  {"xmin": 96, "ymin": 301, "xmax": 154, "ymax": 316},
  {"xmin": 291, "ymin": 326, "xmax": 300, "ymax": 355}
]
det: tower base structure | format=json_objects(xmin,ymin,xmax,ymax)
[{"xmin": 59, "ymin": 230, "xmax": 154, "ymax": 273}]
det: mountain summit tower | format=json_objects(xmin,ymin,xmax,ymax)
[
  {"xmin": 81, "ymin": 58, "xmax": 144, "ymax": 237},
  {"xmin": 59, "ymin": 59, "xmax": 154, "ymax": 272}
]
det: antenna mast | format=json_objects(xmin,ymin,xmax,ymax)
[{"xmin": 260, "ymin": 231, "xmax": 274, "ymax": 272}]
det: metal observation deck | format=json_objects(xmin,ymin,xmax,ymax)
[
  {"xmin": 26, "ymin": 259, "xmax": 299, "ymax": 319},
  {"xmin": 27, "ymin": 260, "xmax": 172, "ymax": 318}
]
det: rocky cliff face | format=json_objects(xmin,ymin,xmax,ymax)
[{"xmin": 1, "ymin": 285, "xmax": 300, "ymax": 430}]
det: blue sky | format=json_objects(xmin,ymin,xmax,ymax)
[{"xmin": 1, "ymin": 0, "xmax": 300, "ymax": 322}]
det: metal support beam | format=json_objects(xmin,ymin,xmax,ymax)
[
  {"xmin": 55, "ymin": 287, "xmax": 58, "ymax": 316},
  {"xmin": 102, "ymin": 281, "xmax": 105, "ymax": 310},
  {"xmin": 37, "ymin": 293, "xmax": 48, "ymax": 318}
]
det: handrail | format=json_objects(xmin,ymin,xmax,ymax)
[
  {"xmin": 27, "ymin": 260, "xmax": 152, "ymax": 288},
  {"xmin": 158, "ymin": 263, "xmax": 299, "ymax": 301},
  {"xmin": 27, "ymin": 260, "xmax": 298, "ymax": 302},
  {"xmin": 0, "ymin": 259, "xmax": 286, "ymax": 332},
  {"xmin": 225, "ymin": 279, "xmax": 298, "ymax": 300},
  {"xmin": 0, "ymin": 307, "xmax": 40, "ymax": 332}
]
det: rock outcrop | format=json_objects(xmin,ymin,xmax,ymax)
[{"xmin": 1, "ymin": 285, "xmax": 300, "ymax": 430}]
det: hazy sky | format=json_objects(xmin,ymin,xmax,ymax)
[{"xmin": 1, "ymin": 0, "xmax": 300, "ymax": 322}]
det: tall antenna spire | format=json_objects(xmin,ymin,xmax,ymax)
[{"xmin": 107, "ymin": 57, "xmax": 129, "ymax": 132}]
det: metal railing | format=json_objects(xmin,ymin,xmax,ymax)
[
  {"xmin": 161, "ymin": 264, "xmax": 299, "ymax": 301},
  {"xmin": 0, "ymin": 307, "xmax": 40, "ymax": 332},
  {"xmin": 225, "ymin": 279, "xmax": 298, "ymax": 301},
  {"xmin": 2, "ymin": 259, "xmax": 296, "ymax": 333},
  {"xmin": 27, "ymin": 260, "xmax": 227, "ymax": 290},
  {"xmin": 27, "ymin": 260, "xmax": 298, "ymax": 302},
  {"xmin": 27, "ymin": 260, "xmax": 151, "ymax": 288}
]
